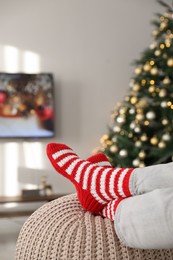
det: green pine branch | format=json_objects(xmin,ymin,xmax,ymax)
[{"xmin": 157, "ymin": 0, "xmax": 173, "ymax": 12}]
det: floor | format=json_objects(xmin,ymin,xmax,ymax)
[{"xmin": 0, "ymin": 217, "xmax": 27, "ymax": 260}]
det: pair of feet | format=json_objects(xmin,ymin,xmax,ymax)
[{"xmin": 47, "ymin": 143, "xmax": 134, "ymax": 220}]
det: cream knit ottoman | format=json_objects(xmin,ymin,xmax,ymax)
[{"xmin": 15, "ymin": 193, "xmax": 173, "ymax": 260}]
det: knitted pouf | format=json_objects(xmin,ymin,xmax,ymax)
[{"xmin": 15, "ymin": 193, "xmax": 173, "ymax": 260}]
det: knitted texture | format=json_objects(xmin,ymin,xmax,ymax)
[
  {"xmin": 46, "ymin": 143, "xmax": 134, "ymax": 214},
  {"xmin": 102, "ymin": 198, "xmax": 123, "ymax": 220},
  {"xmin": 15, "ymin": 193, "xmax": 173, "ymax": 260}
]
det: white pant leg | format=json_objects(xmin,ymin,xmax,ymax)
[
  {"xmin": 114, "ymin": 187, "xmax": 173, "ymax": 249},
  {"xmin": 130, "ymin": 162, "xmax": 173, "ymax": 195}
]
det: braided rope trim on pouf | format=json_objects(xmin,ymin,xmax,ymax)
[{"xmin": 15, "ymin": 193, "xmax": 173, "ymax": 260}]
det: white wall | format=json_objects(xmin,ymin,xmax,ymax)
[{"xmin": 0, "ymin": 0, "xmax": 163, "ymax": 195}]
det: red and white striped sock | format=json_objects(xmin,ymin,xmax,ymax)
[
  {"xmin": 87, "ymin": 153, "xmax": 111, "ymax": 167},
  {"xmin": 101, "ymin": 198, "xmax": 123, "ymax": 220},
  {"xmin": 46, "ymin": 143, "xmax": 134, "ymax": 214}
]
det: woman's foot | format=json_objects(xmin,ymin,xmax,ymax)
[{"xmin": 46, "ymin": 143, "xmax": 134, "ymax": 214}]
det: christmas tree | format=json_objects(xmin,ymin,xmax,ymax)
[{"xmin": 98, "ymin": 0, "xmax": 173, "ymax": 168}]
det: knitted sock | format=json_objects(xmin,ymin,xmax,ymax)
[
  {"xmin": 101, "ymin": 198, "xmax": 123, "ymax": 220},
  {"xmin": 88, "ymin": 155, "xmax": 173, "ymax": 197},
  {"xmin": 87, "ymin": 153, "xmax": 111, "ymax": 167},
  {"xmin": 46, "ymin": 143, "xmax": 134, "ymax": 214}
]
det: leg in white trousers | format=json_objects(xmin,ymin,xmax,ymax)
[
  {"xmin": 130, "ymin": 162, "xmax": 173, "ymax": 195},
  {"xmin": 114, "ymin": 187, "xmax": 173, "ymax": 249}
]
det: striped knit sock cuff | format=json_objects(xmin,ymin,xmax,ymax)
[
  {"xmin": 87, "ymin": 153, "xmax": 111, "ymax": 167},
  {"xmin": 121, "ymin": 168, "xmax": 135, "ymax": 197},
  {"xmin": 101, "ymin": 198, "xmax": 123, "ymax": 221}
]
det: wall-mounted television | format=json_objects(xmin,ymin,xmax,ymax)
[{"xmin": 0, "ymin": 73, "xmax": 55, "ymax": 138}]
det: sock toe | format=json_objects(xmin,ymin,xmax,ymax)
[
  {"xmin": 46, "ymin": 142, "xmax": 79, "ymax": 184},
  {"xmin": 87, "ymin": 153, "xmax": 111, "ymax": 167},
  {"xmin": 46, "ymin": 143, "xmax": 73, "ymax": 156}
]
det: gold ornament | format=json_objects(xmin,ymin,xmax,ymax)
[
  {"xmin": 163, "ymin": 77, "xmax": 171, "ymax": 84},
  {"xmin": 133, "ymin": 83, "xmax": 140, "ymax": 92},
  {"xmin": 139, "ymin": 162, "xmax": 145, "ymax": 168},
  {"xmin": 137, "ymin": 108, "xmax": 142, "ymax": 113},
  {"xmin": 140, "ymin": 134, "xmax": 148, "ymax": 142},
  {"xmin": 119, "ymin": 107, "xmax": 127, "ymax": 114},
  {"xmin": 150, "ymin": 67, "xmax": 158, "ymax": 75},
  {"xmin": 132, "ymin": 159, "xmax": 140, "ymax": 167},
  {"xmin": 160, "ymin": 43, "xmax": 165, "ymax": 49},
  {"xmin": 141, "ymin": 79, "xmax": 147, "ymax": 86},
  {"xmin": 100, "ymin": 134, "xmax": 109, "ymax": 144},
  {"xmin": 135, "ymin": 67, "xmax": 142, "ymax": 75},
  {"xmin": 128, "ymin": 133, "xmax": 133, "ymax": 138},
  {"xmin": 154, "ymin": 50, "xmax": 161, "ymax": 56},
  {"xmin": 152, "ymin": 30, "xmax": 159, "ymax": 36},
  {"xmin": 113, "ymin": 126, "xmax": 121, "ymax": 132},
  {"xmin": 160, "ymin": 21, "xmax": 167, "ymax": 30},
  {"xmin": 162, "ymin": 118, "xmax": 169, "ymax": 125},
  {"xmin": 110, "ymin": 145, "xmax": 118, "ymax": 153},
  {"xmin": 135, "ymin": 141, "xmax": 142, "ymax": 147},
  {"xmin": 166, "ymin": 42, "xmax": 171, "ymax": 48},
  {"xmin": 159, "ymin": 89, "xmax": 167, "ymax": 97},
  {"xmin": 150, "ymin": 42, "xmax": 157, "ymax": 49},
  {"xmin": 130, "ymin": 96, "xmax": 138, "ymax": 104},
  {"xmin": 150, "ymin": 136, "xmax": 159, "ymax": 145},
  {"xmin": 144, "ymin": 120, "xmax": 150, "ymax": 126},
  {"xmin": 143, "ymin": 63, "xmax": 151, "ymax": 72},
  {"xmin": 148, "ymin": 86, "xmax": 155, "ymax": 93},
  {"xmin": 158, "ymin": 141, "xmax": 166, "ymax": 148},
  {"xmin": 106, "ymin": 140, "xmax": 113, "ymax": 146},
  {"xmin": 167, "ymin": 58, "xmax": 173, "ymax": 67},
  {"xmin": 136, "ymin": 99, "xmax": 148, "ymax": 108},
  {"xmin": 139, "ymin": 150, "xmax": 146, "ymax": 159},
  {"xmin": 149, "ymin": 60, "xmax": 155, "ymax": 66},
  {"xmin": 136, "ymin": 113, "xmax": 144, "ymax": 121},
  {"xmin": 160, "ymin": 16, "xmax": 165, "ymax": 21},
  {"xmin": 150, "ymin": 80, "xmax": 155, "ymax": 85}
]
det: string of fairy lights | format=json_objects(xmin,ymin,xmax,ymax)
[{"xmin": 97, "ymin": 7, "xmax": 173, "ymax": 168}]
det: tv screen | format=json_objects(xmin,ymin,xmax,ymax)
[{"xmin": 0, "ymin": 73, "xmax": 55, "ymax": 138}]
